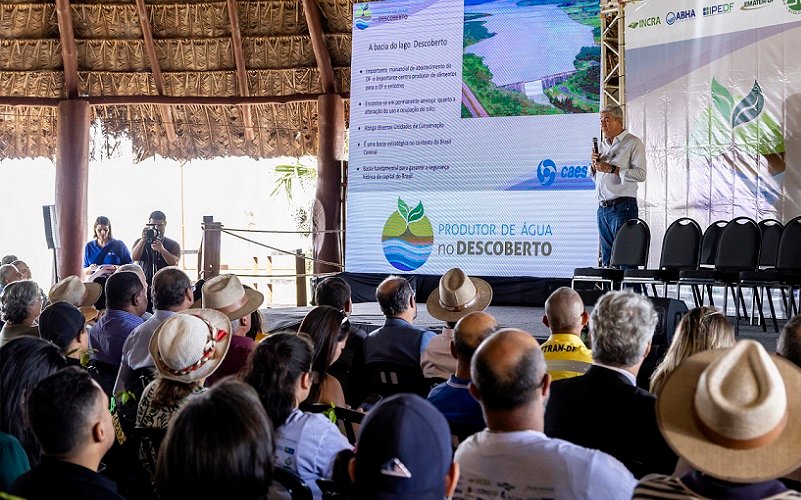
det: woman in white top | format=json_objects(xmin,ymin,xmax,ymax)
[{"xmin": 241, "ymin": 333, "xmax": 351, "ymax": 499}]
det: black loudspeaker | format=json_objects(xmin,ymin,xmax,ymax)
[
  {"xmin": 42, "ymin": 204, "xmax": 59, "ymax": 249},
  {"xmin": 637, "ymin": 297, "xmax": 689, "ymax": 389}
]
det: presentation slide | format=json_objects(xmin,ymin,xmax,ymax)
[{"xmin": 346, "ymin": 0, "xmax": 601, "ymax": 277}]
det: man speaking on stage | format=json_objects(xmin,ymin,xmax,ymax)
[{"xmin": 591, "ymin": 105, "xmax": 646, "ymax": 266}]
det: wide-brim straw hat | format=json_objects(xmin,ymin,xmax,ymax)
[
  {"xmin": 79, "ymin": 305, "xmax": 99, "ymax": 322},
  {"xmin": 427, "ymin": 268, "xmax": 492, "ymax": 322},
  {"xmin": 197, "ymin": 274, "xmax": 264, "ymax": 320},
  {"xmin": 657, "ymin": 340, "xmax": 801, "ymax": 483},
  {"xmin": 149, "ymin": 309, "xmax": 232, "ymax": 383},
  {"xmin": 48, "ymin": 276, "xmax": 102, "ymax": 308}
]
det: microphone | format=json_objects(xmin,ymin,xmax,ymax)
[{"xmin": 592, "ymin": 137, "xmax": 599, "ymax": 155}]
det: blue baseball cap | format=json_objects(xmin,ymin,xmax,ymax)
[{"xmin": 353, "ymin": 394, "xmax": 452, "ymax": 499}]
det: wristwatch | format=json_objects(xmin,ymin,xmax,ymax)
[{"xmin": 609, "ymin": 164, "xmax": 618, "ymax": 174}]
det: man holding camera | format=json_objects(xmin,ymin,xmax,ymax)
[{"xmin": 131, "ymin": 211, "xmax": 181, "ymax": 285}]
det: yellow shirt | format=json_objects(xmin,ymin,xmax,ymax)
[{"xmin": 540, "ymin": 333, "xmax": 592, "ymax": 381}]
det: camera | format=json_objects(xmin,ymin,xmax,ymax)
[{"xmin": 144, "ymin": 224, "xmax": 162, "ymax": 245}]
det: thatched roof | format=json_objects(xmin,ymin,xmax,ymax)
[{"xmin": 0, "ymin": 0, "xmax": 353, "ymax": 161}]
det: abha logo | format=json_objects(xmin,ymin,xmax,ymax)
[
  {"xmin": 354, "ymin": 3, "xmax": 372, "ymax": 30},
  {"xmin": 382, "ymin": 198, "xmax": 434, "ymax": 271},
  {"xmin": 666, "ymin": 9, "xmax": 696, "ymax": 24}
]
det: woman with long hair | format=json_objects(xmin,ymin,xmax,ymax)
[
  {"xmin": 0, "ymin": 337, "xmax": 67, "ymax": 468},
  {"xmin": 156, "ymin": 379, "xmax": 274, "ymax": 499},
  {"xmin": 240, "ymin": 333, "xmax": 351, "ymax": 499},
  {"xmin": 298, "ymin": 306, "xmax": 350, "ymax": 406},
  {"xmin": 83, "ymin": 216, "xmax": 132, "ymax": 277},
  {"xmin": 649, "ymin": 306, "xmax": 735, "ymax": 395}
]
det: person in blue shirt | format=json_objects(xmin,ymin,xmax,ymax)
[{"xmin": 83, "ymin": 216, "xmax": 132, "ymax": 276}]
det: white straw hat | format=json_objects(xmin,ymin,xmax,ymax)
[
  {"xmin": 427, "ymin": 268, "xmax": 492, "ymax": 322},
  {"xmin": 200, "ymin": 274, "xmax": 263, "ymax": 320},
  {"xmin": 49, "ymin": 276, "xmax": 102, "ymax": 308}
]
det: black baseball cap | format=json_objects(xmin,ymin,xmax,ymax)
[{"xmin": 39, "ymin": 301, "xmax": 85, "ymax": 350}]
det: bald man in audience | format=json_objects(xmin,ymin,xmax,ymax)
[
  {"xmin": 540, "ymin": 287, "xmax": 592, "ymax": 380},
  {"xmin": 778, "ymin": 314, "xmax": 801, "ymax": 368},
  {"xmin": 452, "ymin": 329, "xmax": 636, "ymax": 499},
  {"xmin": 427, "ymin": 311, "xmax": 498, "ymax": 436}
]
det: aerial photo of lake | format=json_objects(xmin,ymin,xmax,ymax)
[{"xmin": 465, "ymin": 0, "xmax": 594, "ymax": 87}]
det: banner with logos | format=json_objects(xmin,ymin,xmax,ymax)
[
  {"xmin": 625, "ymin": 0, "xmax": 801, "ymax": 265},
  {"xmin": 345, "ymin": 0, "xmax": 602, "ymax": 277}
]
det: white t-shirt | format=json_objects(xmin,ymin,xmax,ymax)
[{"xmin": 454, "ymin": 429, "xmax": 636, "ymax": 500}]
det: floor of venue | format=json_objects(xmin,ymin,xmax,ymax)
[{"xmin": 263, "ymin": 301, "xmax": 786, "ymax": 352}]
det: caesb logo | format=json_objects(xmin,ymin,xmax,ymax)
[
  {"xmin": 382, "ymin": 197, "xmax": 433, "ymax": 271},
  {"xmin": 537, "ymin": 159, "xmax": 557, "ymax": 186},
  {"xmin": 354, "ymin": 3, "xmax": 372, "ymax": 30}
]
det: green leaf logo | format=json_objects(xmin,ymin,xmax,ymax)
[
  {"xmin": 730, "ymin": 81, "xmax": 764, "ymax": 128},
  {"xmin": 407, "ymin": 201, "xmax": 425, "ymax": 223},
  {"xmin": 398, "ymin": 197, "xmax": 410, "ymax": 221},
  {"xmin": 629, "ymin": 21, "xmax": 639, "ymax": 29},
  {"xmin": 711, "ymin": 78, "xmax": 734, "ymax": 122}
]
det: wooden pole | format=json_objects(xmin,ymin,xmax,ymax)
[
  {"xmin": 295, "ymin": 249, "xmax": 307, "ymax": 306},
  {"xmin": 55, "ymin": 100, "xmax": 91, "ymax": 278},
  {"xmin": 201, "ymin": 215, "xmax": 222, "ymax": 280},
  {"xmin": 313, "ymin": 94, "xmax": 344, "ymax": 275}
]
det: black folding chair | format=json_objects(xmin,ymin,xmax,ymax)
[
  {"xmin": 677, "ymin": 217, "xmax": 761, "ymax": 324},
  {"xmin": 364, "ymin": 361, "xmax": 430, "ymax": 398},
  {"xmin": 621, "ymin": 217, "xmax": 702, "ymax": 297},
  {"xmin": 274, "ymin": 468, "xmax": 314, "ymax": 500},
  {"xmin": 303, "ymin": 403, "xmax": 364, "ymax": 445},
  {"xmin": 738, "ymin": 216, "xmax": 801, "ymax": 331},
  {"xmin": 572, "ymin": 218, "xmax": 650, "ymax": 291}
]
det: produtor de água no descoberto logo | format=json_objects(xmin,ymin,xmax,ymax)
[{"xmin": 382, "ymin": 198, "xmax": 434, "ymax": 271}]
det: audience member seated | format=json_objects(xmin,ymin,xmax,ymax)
[
  {"xmin": 349, "ymin": 394, "xmax": 459, "ymax": 499},
  {"xmin": 11, "ymin": 367, "xmax": 122, "ymax": 499},
  {"xmin": 136, "ymin": 309, "xmax": 231, "ymax": 478},
  {"xmin": 0, "ymin": 337, "xmax": 68, "ymax": 468},
  {"xmin": 423, "ymin": 268, "xmax": 493, "ymax": 380},
  {"xmin": 114, "ymin": 267, "xmax": 194, "ymax": 397},
  {"xmin": 634, "ymin": 340, "xmax": 801, "ymax": 498},
  {"xmin": 89, "ymin": 271, "xmax": 147, "ymax": 393},
  {"xmin": 540, "ymin": 287, "xmax": 592, "ymax": 380},
  {"xmin": 364, "ymin": 276, "xmax": 436, "ymax": 368},
  {"xmin": 545, "ymin": 291, "xmax": 677, "ymax": 477},
  {"xmin": 0, "ymin": 431, "xmax": 29, "ymax": 493},
  {"xmin": 155, "ymin": 379, "xmax": 274, "ymax": 500},
  {"xmin": 115, "ymin": 264, "xmax": 154, "ymax": 319},
  {"xmin": 240, "ymin": 333, "xmax": 351, "ymax": 499},
  {"xmin": 0, "ymin": 280, "xmax": 42, "ymax": 347},
  {"xmin": 10, "ymin": 260, "xmax": 31, "ymax": 280},
  {"xmin": 778, "ymin": 314, "xmax": 801, "ymax": 368},
  {"xmin": 82, "ymin": 215, "xmax": 133, "ymax": 277},
  {"xmin": 453, "ymin": 328, "xmax": 636, "ymax": 499},
  {"xmin": 0, "ymin": 263, "xmax": 22, "ymax": 293},
  {"xmin": 428, "ymin": 311, "xmax": 497, "ymax": 437},
  {"xmin": 200, "ymin": 274, "xmax": 264, "ymax": 385},
  {"xmin": 38, "ymin": 301, "xmax": 90, "ymax": 367},
  {"xmin": 48, "ymin": 275, "xmax": 102, "ymax": 322},
  {"xmin": 1, "ymin": 254, "xmax": 18, "ymax": 265},
  {"xmin": 298, "ymin": 305, "xmax": 351, "ymax": 406},
  {"xmin": 649, "ymin": 306, "xmax": 734, "ymax": 395},
  {"xmin": 315, "ymin": 276, "xmax": 369, "ymax": 406}
]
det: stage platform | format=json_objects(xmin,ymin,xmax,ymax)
[{"xmin": 262, "ymin": 301, "xmax": 784, "ymax": 351}]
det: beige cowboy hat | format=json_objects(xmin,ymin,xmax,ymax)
[
  {"xmin": 657, "ymin": 340, "xmax": 801, "ymax": 483},
  {"xmin": 199, "ymin": 274, "xmax": 264, "ymax": 320},
  {"xmin": 49, "ymin": 276, "xmax": 102, "ymax": 309},
  {"xmin": 426, "ymin": 268, "xmax": 492, "ymax": 322},
  {"xmin": 149, "ymin": 309, "xmax": 232, "ymax": 384}
]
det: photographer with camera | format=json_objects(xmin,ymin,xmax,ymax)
[{"xmin": 131, "ymin": 211, "xmax": 181, "ymax": 286}]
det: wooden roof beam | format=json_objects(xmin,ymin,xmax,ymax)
[
  {"xmin": 0, "ymin": 92, "xmax": 350, "ymax": 107},
  {"xmin": 302, "ymin": 0, "xmax": 336, "ymax": 94},
  {"xmin": 227, "ymin": 0, "xmax": 255, "ymax": 142},
  {"xmin": 134, "ymin": 0, "xmax": 177, "ymax": 142},
  {"xmin": 55, "ymin": 0, "xmax": 80, "ymax": 99}
]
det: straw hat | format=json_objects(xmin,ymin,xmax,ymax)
[
  {"xmin": 200, "ymin": 274, "xmax": 263, "ymax": 320},
  {"xmin": 426, "ymin": 268, "xmax": 492, "ymax": 322},
  {"xmin": 149, "ymin": 309, "xmax": 232, "ymax": 383},
  {"xmin": 49, "ymin": 276, "xmax": 102, "ymax": 309},
  {"xmin": 657, "ymin": 340, "xmax": 801, "ymax": 483}
]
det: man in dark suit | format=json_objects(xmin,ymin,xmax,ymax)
[
  {"xmin": 363, "ymin": 276, "xmax": 436, "ymax": 367},
  {"xmin": 544, "ymin": 291, "xmax": 677, "ymax": 478}
]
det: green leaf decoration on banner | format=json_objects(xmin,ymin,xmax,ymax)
[
  {"xmin": 711, "ymin": 78, "xmax": 734, "ymax": 121},
  {"xmin": 731, "ymin": 81, "xmax": 764, "ymax": 128},
  {"xmin": 398, "ymin": 197, "xmax": 410, "ymax": 221},
  {"xmin": 734, "ymin": 111, "xmax": 785, "ymax": 156},
  {"xmin": 407, "ymin": 201, "xmax": 425, "ymax": 223}
]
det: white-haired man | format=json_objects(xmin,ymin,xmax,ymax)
[{"xmin": 544, "ymin": 291, "xmax": 676, "ymax": 478}]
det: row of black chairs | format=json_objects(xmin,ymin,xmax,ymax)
[{"xmin": 572, "ymin": 216, "xmax": 801, "ymax": 332}]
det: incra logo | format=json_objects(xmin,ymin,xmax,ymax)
[
  {"xmin": 628, "ymin": 16, "xmax": 661, "ymax": 29},
  {"xmin": 703, "ymin": 3, "xmax": 734, "ymax": 15}
]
